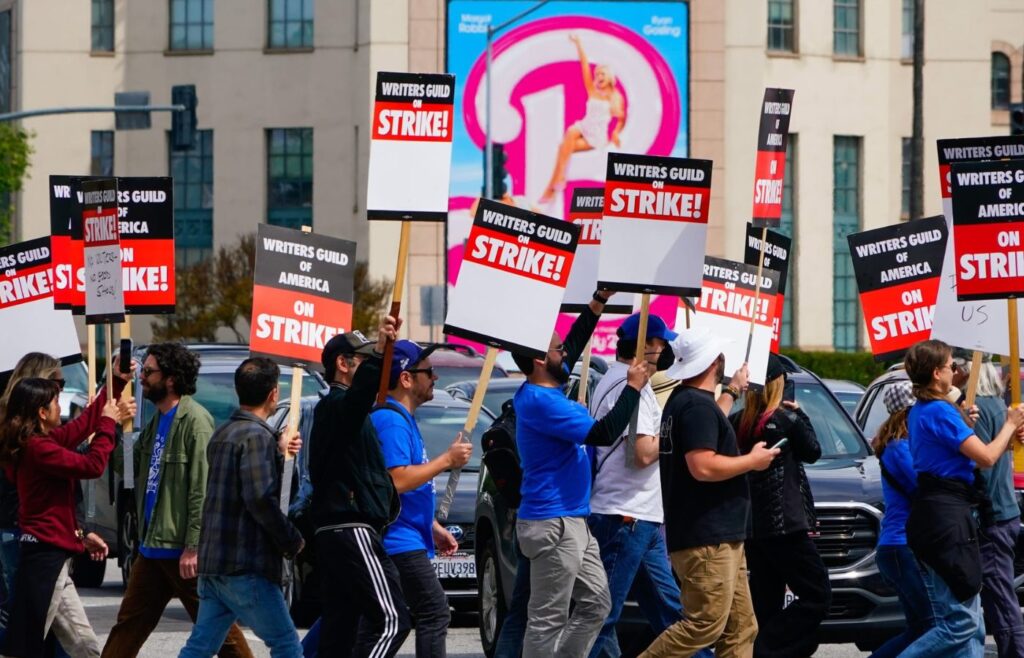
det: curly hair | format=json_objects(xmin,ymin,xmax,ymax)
[
  {"xmin": 0, "ymin": 378, "xmax": 61, "ymax": 465},
  {"xmin": 146, "ymin": 343, "xmax": 201, "ymax": 396}
]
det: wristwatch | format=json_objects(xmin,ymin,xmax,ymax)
[{"xmin": 593, "ymin": 291, "xmax": 610, "ymax": 304}]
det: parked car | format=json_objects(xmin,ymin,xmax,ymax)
[
  {"xmin": 474, "ymin": 355, "xmax": 901, "ymax": 656},
  {"xmin": 77, "ymin": 344, "xmax": 326, "ymax": 588},
  {"xmin": 824, "ymin": 378, "xmax": 866, "ymax": 416},
  {"xmin": 284, "ymin": 390, "xmax": 495, "ymax": 625},
  {"xmin": 423, "ymin": 343, "xmax": 510, "ymax": 388}
]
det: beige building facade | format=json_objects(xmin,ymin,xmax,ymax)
[{"xmin": 5, "ymin": 0, "xmax": 1024, "ymax": 349}]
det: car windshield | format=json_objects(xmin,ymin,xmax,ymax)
[
  {"xmin": 63, "ymin": 362, "xmax": 89, "ymax": 394},
  {"xmin": 833, "ymin": 391, "xmax": 863, "ymax": 416},
  {"xmin": 417, "ymin": 405, "xmax": 484, "ymax": 471},
  {"xmin": 433, "ymin": 366, "xmax": 507, "ymax": 389}
]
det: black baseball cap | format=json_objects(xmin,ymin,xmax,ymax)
[{"xmin": 321, "ymin": 331, "xmax": 376, "ymax": 372}]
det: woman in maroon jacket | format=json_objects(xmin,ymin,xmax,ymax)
[{"xmin": 0, "ymin": 370, "xmax": 128, "ymax": 658}]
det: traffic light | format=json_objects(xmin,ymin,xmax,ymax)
[
  {"xmin": 1012, "ymin": 104, "xmax": 1024, "ymax": 137},
  {"xmin": 171, "ymin": 85, "xmax": 198, "ymax": 151},
  {"xmin": 491, "ymin": 143, "xmax": 509, "ymax": 199}
]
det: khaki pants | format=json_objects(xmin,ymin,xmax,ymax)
[
  {"xmin": 45, "ymin": 559, "xmax": 100, "ymax": 658},
  {"xmin": 640, "ymin": 541, "xmax": 757, "ymax": 658}
]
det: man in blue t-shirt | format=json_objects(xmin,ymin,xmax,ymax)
[
  {"xmin": 508, "ymin": 291, "xmax": 648, "ymax": 658},
  {"xmin": 372, "ymin": 340, "xmax": 472, "ymax": 658}
]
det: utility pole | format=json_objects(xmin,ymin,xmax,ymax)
[{"xmin": 909, "ymin": 0, "xmax": 925, "ymax": 221}]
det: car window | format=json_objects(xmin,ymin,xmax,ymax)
[
  {"xmin": 483, "ymin": 387, "xmax": 518, "ymax": 417},
  {"xmin": 416, "ymin": 405, "xmax": 484, "ymax": 471},
  {"xmin": 833, "ymin": 392, "xmax": 863, "ymax": 416},
  {"xmin": 63, "ymin": 362, "xmax": 89, "ymax": 394},
  {"xmin": 861, "ymin": 384, "xmax": 897, "ymax": 442},
  {"xmin": 433, "ymin": 366, "xmax": 508, "ymax": 389},
  {"xmin": 790, "ymin": 382, "xmax": 868, "ymax": 458}
]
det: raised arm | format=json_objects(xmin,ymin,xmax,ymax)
[{"xmin": 570, "ymin": 33, "xmax": 594, "ymax": 93}]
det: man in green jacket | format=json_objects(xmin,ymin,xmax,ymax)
[{"xmin": 102, "ymin": 344, "xmax": 253, "ymax": 658}]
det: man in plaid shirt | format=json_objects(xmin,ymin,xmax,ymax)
[{"xmin": 178, "ymin": 357, "xmax": 305, "ymax": 658}]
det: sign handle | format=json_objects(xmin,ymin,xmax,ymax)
[
  {"xmin": 280, "ymin": 364, "xmax": 303, "ymax": 514},
  {"xmin": 624, "ymin": 294, "xmax": 651, "ymax": 468},
  {"xmin": 378, "ymin": 221, "xmax": 412, "ymax": 405},
  {"xmin": 105, "ymin": 324, "xmax": 114, "ymax": 402},
  {"xmin": 1009, "ymin": 299, "xmax": 1023, "ymax": 474},
  {"xmin": 87, "ymin": 325, "xmax": 97, "ymax": 401},
  {"xmin": 578, "ymin": 339, "xmax": 593, "ymax": 405},
  {"xmin": 120, "ymin": 316, "xmax": 133, "ymax": 432},
  {"xmin": 745, "ymin": 226, "xmax": 769, "ymax": 362},
  {"xmin": 964, "ymin": 351, "xmax": 983, "ymax": 408},
  {"xmin": 437, "ymin": 346, "xmax": 498, "ymax": 521}
]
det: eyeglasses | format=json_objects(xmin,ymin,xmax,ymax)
[
  {"xmin": 548, "ymin": 344, "xmax": 567, "ymax": 355},
  {"xmin": 942, "ymin": 362, "xmax": 960, "ymax": 374},
  {"xmin": 406, "ymin": 367, "xmax": 435, "ymax": 378},
  {"xmin": 141, "ymin": 366, "xmax": 162, "ymax": 377},
  {"xmin": 50, "ymin": 377, "xmax": 65, "ymax": 391}
]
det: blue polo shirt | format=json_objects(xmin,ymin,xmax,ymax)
[
  {"xmin": 514, "ymin": 382, "xmax": 597, "ymax": 520},
  {"xmin": 372, "ymin": 398, "xmax": 435, "ymax": 558},
  {"xmin": 908, "ymin": 399, "xmax": 976, "ymax": 484}
]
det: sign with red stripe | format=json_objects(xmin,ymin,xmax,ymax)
[
  {"xmin": 367, "ymin": 71, "xmax": 456, "ymax": 221},
  {"xmin": 597, "ymin": 153, "xmax": 712, "ymax": 296},
  {"xmin": 445, "ymin": 199, "xmax": 580, "ymax": 359},
  {"xmin": 847, "ymin": 217, "xmax": 947, "ymax": 361},
  {"xmin": 751, "ymin": 88, "xmax": 794, "ymax": 227},
  {"xmin": 743, "ymin": 223, "xmax": 791, "ymax": 353},
  {"xmin": 560, "ymin": 187, "xmax": 629, "ymax": 314},
  {"xmin": 0, "ymin": 237, "xmax": 81, "ymax": 373},
  {"xmin": 249, "ymin": 224, "xmax": 357, "ymax": 368},
  {"xmin": 81, "ymin": 179, "xmax": 125, "ymax": 324}
]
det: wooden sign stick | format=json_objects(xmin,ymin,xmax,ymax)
[
  {"xmin": 745, "ymin": 226, "xmax": 769, "ymax": 362},
  {"xmin": 378, "ymin": 222, "xmax": 412, "ymax": 405},
  {"xmin": 964, "ymin": 351, "xmax": 983, "ymax": 408},
  {"xmin": 578, "ymin": 339, "xmax": 593, "ymax": 404},
  {"xmin": 280, "ymin": 364, "xmax": 304, "ymax": 515},
  {"xmin": 1009, "ymin": 299, "xmax": 1024, "ymax": 473},
  {"xmin": 87, "ymin": 325, "xmax": 97, "ymax": 401},
  {"xmin": 624, "ymin": 294, "xmax": 651, "ymax": 468},
  {"xmin": 105, "ymin": 324, "xmax": 114, "ymax": 402},
  {"xmin": 120, "ymin": 316, "xmax": 133, "ymax": 432},
  {"xmin": 437, "ymin": 346, "xmax": 498, "ymax": 521}
]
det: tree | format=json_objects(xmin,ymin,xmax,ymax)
[
  {"xmin": 0, "ymin": 124, "xmax": 34, "ymax": 245},
  {"xmin": 353, "ymin": 261, "xmax": 393, "ymax": 335}
]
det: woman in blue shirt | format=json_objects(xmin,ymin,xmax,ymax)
[
  {"xmin": 868, "ymin": 380, "xmax": 934, "ymax": 658},
  {"xmin": 901, "ymin": 340, "xmax": 1024, "ymax": 658}
]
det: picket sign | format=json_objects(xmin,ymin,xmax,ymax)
[
  {"xmin": 377, "ymin": 222, "xmax": 412, "ymax": 405},
  {"xmin": 745, "ymin": 226, "xmax": 769, "ymax": 362},
  {"xmin": 743, "ymin": 224, "xmax": 792, "ymax": 354}
]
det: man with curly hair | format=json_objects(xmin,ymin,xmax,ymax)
[{"xmin": 102, "ymin": 344, "xmax": 252, "ymax": 658}]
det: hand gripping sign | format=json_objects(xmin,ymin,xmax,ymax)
[
  {"xmin": 751, "ymin": 88, "xmax": 795, "ymax": 228},
  {"xmin": 444, "ymin": 199, "xmax": 580, "ymax": 358},
  {"xmin": 82, "ymin": 178, "xmax": 125, "ymax": 325},
  {"xmin": 249, "ymin": 224, "xmax": 357, "ymax": 368},
  {"xmin": 596, "ymin": 153, "xmax": 713, "ymax": 297},
  {"xmin": 847, "ymin": 217, "xmax": 947, "ymax": 362},
  {"xmin": 743, "ymin": 223, "xmax": 791, "ymax": 353},
  {"xmin": 689, "ymin": 257, "xmax": 779, "ymax": 387},
  {"xmin": 0, "ymin": 237, "xmax": 81, "ymax": 374},
  {"xmin": 367, "ymin": 72, "xmax": 456, "ymax": 222}
]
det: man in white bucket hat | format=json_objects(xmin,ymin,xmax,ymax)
[{"xmin": 640, "ymin": 328, "xmax": 778, "ymax": 658}]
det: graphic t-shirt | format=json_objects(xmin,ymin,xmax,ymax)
[
  {"xmin": 140, "ymin": 405, "xmax": 181, "ymax": 559},
  {"xmin": 908, "ymin": 399, "xmax": 975, "ymax": 484},
  {"xmin": 372, "ymin": 398, "xmax": 435, "ymax": 558}
]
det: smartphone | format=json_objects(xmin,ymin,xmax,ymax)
[
  {"xmin": 119, "ymin": 339, "xmax": 133, "ymax": 374},
  {"xmin": 770, "ymin": 438, "xmax": 789, "ymax": 451}
]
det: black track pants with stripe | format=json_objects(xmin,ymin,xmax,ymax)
[{"xmin": 316, "ymin": 525, "xmax": 412, "ymax": 658}]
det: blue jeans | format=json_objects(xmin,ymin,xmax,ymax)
[
  {"xmin": 869, "ymin": 545, "xmax": 935, "ymax": 658},
  {"xmin": 300, "ymin": 618, "xmax": 320, "ymax": 657},
  {"xmin": 899, "ymin": 561, "xmax": 985, "ymax": 658},
  {"xmin": 587, "ymin": 515, "xmax": 712, "ymax": 658},
  {"xmin": 178, "ymin": 574, "xmax": 303, "ymax": 658}
]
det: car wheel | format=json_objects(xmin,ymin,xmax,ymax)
[
  {"xmin": 117, "ymin": 491, "xmax": 139, "ymax": 587},
  {"xmin": 70, "ymin": 553, "xmax": 107, "ymax": 588},
  {"xmin": 477, "ymin": 536, "xmax": 506, "ymax": 658}
]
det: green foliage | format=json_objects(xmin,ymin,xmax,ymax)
[
  {"xmin": 352, "ymin": 261, "xmax": 392, "ymax": 335},
  {"xmin": 780, "ymin": 348, "xmax": 893, "ymax": 386},
  {"xmin": 0, "ymin": 124, "xmax": 34, "ymax": 245}
]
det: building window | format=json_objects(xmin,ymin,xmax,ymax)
[
  {"xmin": 833, "ymin": 0, "xmax": 861, "ymax": 57},
  {"xmin": 267, "ymin": 128, "xmax": 313, "ymax": 229},
  {"xmin": 901, "ymin": 0, "xmax": 913, "ymax": 59},
  {"xmin": 833, "ymin": 136, "xmax": 861, "ymax": 351},
  {"xmin": 767, "ymin": 0, "xmax": 795, "ymax": 53},
  {"xmin": 170, "ymin": 0, "xmax": 213, "ymax": 51},
  {"xmin": 0, "ymin": 10, "xmax": 10, "ymax": 114},
  {"xmin": 92, "ymin": 0, "xmax": 114, "ymax": 52},
  {"xmin": 992, "ymin": 52, "xmax": 1011, "ymax": 110},
  {"xmin": 779, "ymin": 136, "xmax": 796, "ymax": 348},
  {"xmin": 268, "ymin": 0, "xmax": 313, "ymax": 49},
  {"xmin": 901, "ymin": 137, "xmax": 911, "ymax": 219},
  {"xmin": 170, "ymin": 130, "xmax": 213, "ymax": 267},
  {"xmin": 90, "ymin": 131, "xmax": 114, "ymax": 177}
]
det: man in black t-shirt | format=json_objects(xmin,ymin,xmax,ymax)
[{"xmin": 640, "ymin": 328, "xmax": 778, "ymax": 658}]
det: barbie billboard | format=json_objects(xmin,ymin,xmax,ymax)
[{"xmin": 446, "ymin": 1, "xmax": 689, "ymax": 356}]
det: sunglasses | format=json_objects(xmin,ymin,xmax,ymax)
[
  {"xmin": 406, "ymin": 367, "xmax": 435, "ymax": 378},
  {"xmin": 141, "ymin": 366, "xmax": 162, "ymax": 377},
  {"xmin": 50, "ymin": 377, "xmax": 65, "ymax": 391}
]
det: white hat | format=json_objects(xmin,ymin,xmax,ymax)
[{"xmin": 664, "ymin": 327, "xmax": 728, "ymax": 381}]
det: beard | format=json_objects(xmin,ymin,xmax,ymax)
[
  {"xmin": 144, "ymin": 379, "xmax": 169, "ymax": 403},
  {"xmin": 546, "ymin": 358, "xmax": 571, "ymax": 385}
]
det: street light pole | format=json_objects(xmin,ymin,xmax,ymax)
[{"xmin": 483, "ymin": 0, "xmax": 552, "ymax": 200}]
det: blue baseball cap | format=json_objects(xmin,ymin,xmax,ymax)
[
  {"xmin": 389, "ymin": 340, "xmax": 437, "ymax": 388},
  {"xmin": 617, "ymin": 313, "xmax": 678, "ymax": 342}
]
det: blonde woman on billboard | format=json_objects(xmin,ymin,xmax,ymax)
[{"xmin": 539, "ymin": 33, "xmax": 626, "ymax": 204}]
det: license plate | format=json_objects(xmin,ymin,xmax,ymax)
[{"xmin": 432, "ymin": 552, "xmax": 476, "ymax": 579}]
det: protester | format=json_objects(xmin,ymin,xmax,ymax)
[
  {"xmin": 103, "ymin": 344, "xmax": 252, "ymax": 658},
  {"xmin": 640, "ymin": 327, "xmax": 777, "ymax": 658},
  {"xmin": 0, "ymin": 356, "xmax": 131, "ymax": 657},
  {"xmin": 308, "ymin": 318, "xmax": 410, "ymax": 658},
  {"xmin": 731, "ymin": 353, "xmax": 829, "ymax": 658},
  {"xmin": 509, "ymin": 289, "xmax": 648, "ymax": 658},
  {"xmin": 178, "ymin": 357, "xmax": 305, "ymax": 658},
  {"xmin": 868, "ymin": 380, "xmax": 934, "ymax": 658},
  {"xmin": 901, "ymin": 340, "xmax": 1024, "ymax": 657},
  {"xmin": 587, "ymin": 313, "xmax": 711, "ymax": 658},
  {"xmin": 960, "ymin": 357, "xmax": 1024, "ymax": 657},
  {"xmin": 371, "ymin": 340, "xmax": 472, "ymax": 658}
]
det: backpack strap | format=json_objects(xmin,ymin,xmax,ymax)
[
  {"xmin": 879, "ymin": 461, "xmax": 912, "ymax": 501},
  {"xmin": 589, "ymin": 375, "xmax": 630, "ymax": 479}
]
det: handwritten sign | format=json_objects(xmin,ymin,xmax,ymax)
[{"xmin": 82, "ymin": 178, "xmax": 125, "ymax": 324}]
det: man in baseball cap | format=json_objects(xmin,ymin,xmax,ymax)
[{"xmin": 642, "ymin": 327, "xmax": 777, "ymax": 658}]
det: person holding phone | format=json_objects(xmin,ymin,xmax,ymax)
[{"xmin": 730, "ymin": 354, "xmax": 829, "ymax": 658}]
